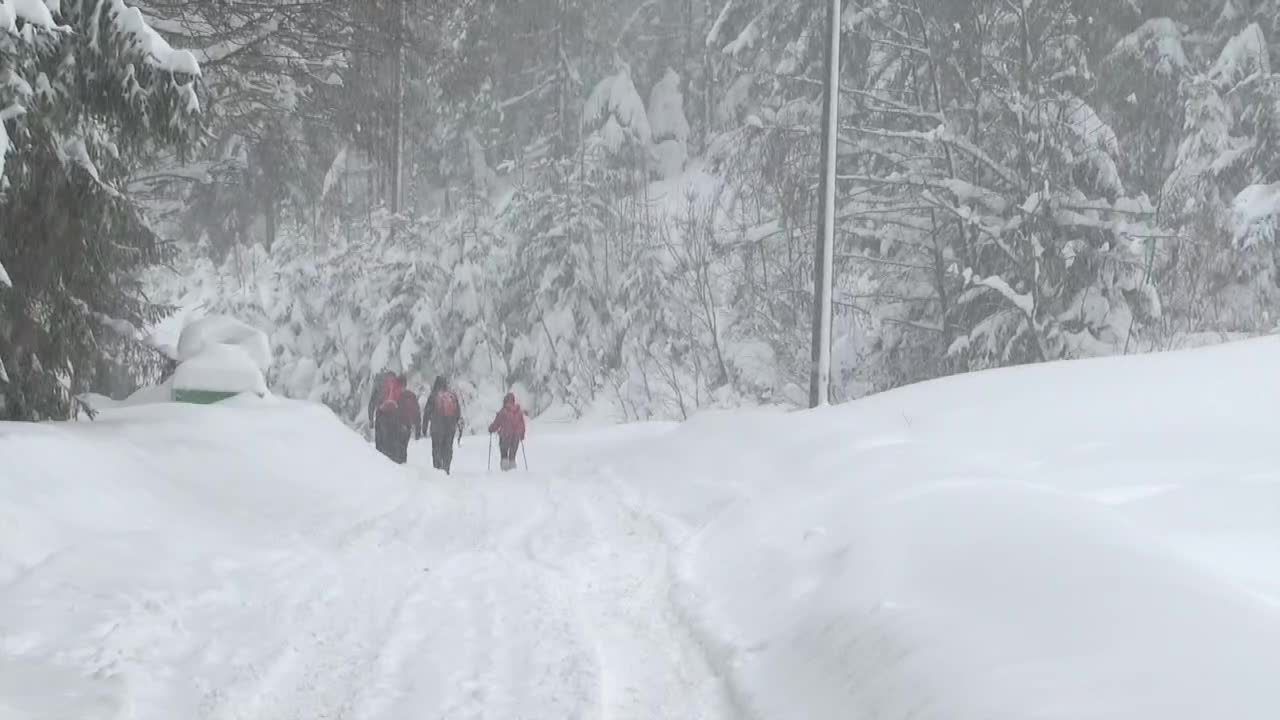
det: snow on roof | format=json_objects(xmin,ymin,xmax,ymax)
[
  {"xmin": 171, "ymin": 342, "xmax": 267, "ymax": 395},
  {"xmin": 177, "ymin": 314, "xmax": 272, "ymax": 372}
]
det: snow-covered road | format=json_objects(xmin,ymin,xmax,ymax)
[
  {"xmin": 1, "ymin": 406, "xmax": 734, "ymax": 720},
  {"xmin": 293, "ymin": 454, "xmax": 736, "ymax": 720},
  {"xmin": 9, "ymin": 338, "xmax": 1280, "ymax": 719}
]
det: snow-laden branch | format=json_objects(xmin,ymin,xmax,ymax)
[
  {"xmin": 723, "ymin": 11, "xmax": 761, "ymax": 59},
  {"xmin": 499, "ymin": 75, "xmax": 556, "ymax": 111},
  {"xmin": 936, "ymin": 127, "xmax": 1022, "ymax": 191},
  {"xmin": 845, "ymin": 122, "xmax": 1023, "ymax": 191},
  {"xmin": 705, "ymin": 0, "xmax": 734, "ymax": 49},
  {"xmin": 60, "ymin": 136, "xmax": 123, "ymax": 197},
  {"xmin": 193, "ymin": 16, "xmax": 280, "ymax": 65},
  {"xmin": 110, "ymin": 0, "xmax": 201, "ymax": 76},
  {"xmin": 319, "ymin": 145, "xmax": 348, "ymax": 204},
  {"xmin": 836, "ymin": 172, "xmax": 1009, "ymax": 215},
  {"xmin": 142, "ymin": 12, "xmax": 213, "ymax": 37},
  {"xmin": 0, "ymin": 102, "xmax": 26, "ymax": 180},
  {"xmin": 836, "ymin": 252, "xmax": 934, "ymax": 272},
  {"xmin": 0, "ymin": 0, "xmax": 65, "ymax": 32},
  {"xmin": 613, "ymin": 0, "xmax": 658, "ymax": 47},
  {"xmin": 1231, "ymin": 183, "xmax": 1280, "ymax": 249},
  {"xmin": 976, "ymin": 275, "xmax": 1034, "ymax": 317},
  {"xmin": 128, "ymin": 160, "xmax": 218, "ymax": 187}
]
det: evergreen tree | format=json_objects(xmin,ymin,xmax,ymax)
[{"xmin": 0, "ymin": 0, "xmax": 201, "ymax": 420}]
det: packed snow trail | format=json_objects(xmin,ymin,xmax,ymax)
[
  {"xmin": 9, "ymin": 338, "xmax": 1280, "ymax": 719},
  {"xmin": 346, "ymin": 450, "xmax": 736, "ymax": 720}
]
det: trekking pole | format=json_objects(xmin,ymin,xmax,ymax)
[
  {"xmin": 521, "ymin": 442, "xmax": 529, "ymax": 472},
  {"xmin": 487, "ymin": 433, "xmax": 493, "ymax": 472}
]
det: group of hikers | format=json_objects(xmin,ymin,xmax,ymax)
[{"xmin": 369, "ymin": 371, "xmax": 526, "ymax": 473}]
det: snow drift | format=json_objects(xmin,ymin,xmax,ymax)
[
  {"xmin": 0, "ymin": 398, "xmax": 419, "ymax": 718},
  {"xmin": 606, "ymin": 337, "xmax": 1280, "ymax": 720}
]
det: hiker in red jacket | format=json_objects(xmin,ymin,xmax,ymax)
[
  {"xmin": 394, "ymin": 380, "xmax": 422, "ymax": 464},
  {"xmin": 488, "ymin": 392, "xmax": 526, "ymax": 472},
  {"xmin": 373, "ymin": 372, "xmax": 405, "ymax": 462},
  {"xmin": 423, "ymin": 375, "xmax": 463, "ymax": 474},
  {"xmin": 368, "ymin": 369, "xmax": 394, "ymax": 429}
]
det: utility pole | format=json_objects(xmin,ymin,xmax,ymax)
[{"xmin": 809, "ymin": 0, "xmax": 841, "ymax": 408}]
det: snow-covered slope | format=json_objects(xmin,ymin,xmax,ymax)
[
  {"xmin": 607, "ymin": 336, "xmax": 1280, "ymax": 720},
  {"xmin": 4, "ymin": 338, "xmax": 1280, "ymax": 719}
]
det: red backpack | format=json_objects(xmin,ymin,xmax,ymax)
[
  {"xmin": 379, "ymin": 376, "xmax": 404, "ymax": 413},
  {"xmin": 435, "ymin": 390, "xmax": 459, "ymax": 419}
]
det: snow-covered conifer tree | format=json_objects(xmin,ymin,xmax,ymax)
[{"xmin": 0, "ymin": 0, "xmax": 201, "ymax": 419}]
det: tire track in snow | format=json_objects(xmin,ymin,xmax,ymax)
[
  {"xmin": 595, "ymin": 466, "xmax": 760, "ymax": 720},
  {"xmin": 153, "ymin": 457, "xmax": 738, "ymax": 720},
  {"xmin": 352, "ymin": 472, "xmax": 603, "ymax": 720},
  {"xmin": 518, "ymin": 470, "xmax": 737, "ymax": 720},
  {"xmin": 194, "ymin": 485, "xmax": 439, "ymax": 719}
]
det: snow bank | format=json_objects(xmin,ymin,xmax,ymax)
[
  {"xmin": 8, "ymin": 329, "xmax": 1280, "ymax": 717},
  {"xmin": 607, "ymin": 338, "xmax": 1280, "ymax": 720},
  {"xmin": 0, "ymin": 399, "xmax": 417, "ymax": 717}
]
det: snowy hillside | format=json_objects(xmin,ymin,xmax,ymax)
[{"xmin": 5, "ymin": 339, "xmax": 1280, "ymax": 718}]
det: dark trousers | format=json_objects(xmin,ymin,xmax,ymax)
[
  {"xmin": 431, "ymin": 430, "xmax": 455, "ymax": 473},
  {"xmin": 499, "ymin": 437, "xmax": 519, "ymax": 462},
  {"xmin": 392, "ymin": 428, "xmax": 410, "ymax": 464},
  {"xmin": 375, "ymin": 411, "xmax": 406, "ymax": 464}
]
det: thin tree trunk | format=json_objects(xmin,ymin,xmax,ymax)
[
  {"xmin": 556, "ymin": 0, "xmax": 569, "ymax": 154},
  {"xmin": 390, "ymin": 0, "xmax": 405, "ymax": 217},
  {"xmin": 265, "ymin": 194, "xmax": 277, "ymax": 252}
]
